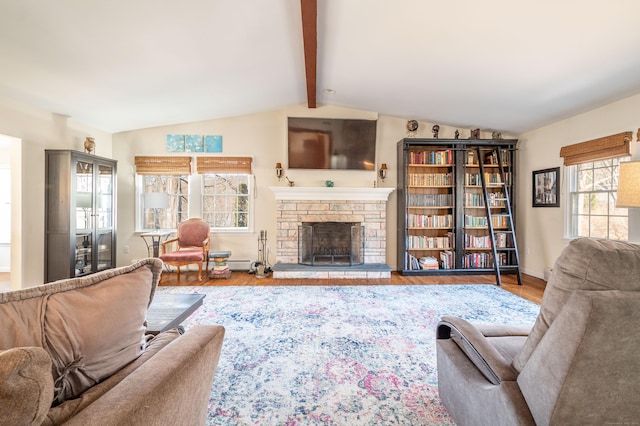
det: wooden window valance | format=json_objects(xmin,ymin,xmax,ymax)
[
  {"xmin": 559, "ymin": 131, "xmax": 632, "ymax": 166},
  {"xmin": 196, "ymin": 157, "xmax": 253, "ymax": 174},
  {"xmin": 134, "ymin": 156, "xmax": 192, "ymax": 175}
]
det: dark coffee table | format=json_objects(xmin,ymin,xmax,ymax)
[{"xmin": 146, "ymin": 293, "xmax": 205, "ymax": 335}]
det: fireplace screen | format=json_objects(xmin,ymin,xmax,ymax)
[{"xmin": 298, "ymin": 222, "xmax": 365, "ymax": 266}]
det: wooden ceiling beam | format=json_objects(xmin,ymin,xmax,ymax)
[{"xmin": 300, "ymin": 0, "xmax": 317, "ymax": 108}]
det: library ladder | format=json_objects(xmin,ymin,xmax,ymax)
[{"xmin": 476, "ymin": 147, "xmax": 523, "ymax": 286}]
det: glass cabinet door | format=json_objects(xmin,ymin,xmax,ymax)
[
  {"xmin": 75, "ymin": 161, "xmax": 94, "ymax": 276},
  {"xmin": 96, "ymin": 163, "xmax": 115, "ymax": 271}
]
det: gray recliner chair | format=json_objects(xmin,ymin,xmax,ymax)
[{"xmin": 436, "ymin": 238, "xmax": 640, "ymax": 425}]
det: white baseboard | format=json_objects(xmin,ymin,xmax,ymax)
[{"xmin": 521, "ymin": 267, "xmax": 546, "ymax": 281}]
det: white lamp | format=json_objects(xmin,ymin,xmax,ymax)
[
  {"xmin": 616, "ymin": 161, "xmax": 640, "ymax": 208},
  {"xmin": 144, "ymin": 192, "xmax": 169, "ymax": 230}
]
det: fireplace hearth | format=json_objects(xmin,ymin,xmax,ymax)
[{"xmin": 298, "ymin": 222, "xmax": 364, "ymax": 266}]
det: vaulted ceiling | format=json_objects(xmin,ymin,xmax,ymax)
[{"xmin": 1, "ymin": 1, "xmax": 640, "ymax": 134}]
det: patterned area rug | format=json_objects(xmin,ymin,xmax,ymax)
[{"xmin": 156, "ymin": 285, "xmax": 540, "ymax": 425}]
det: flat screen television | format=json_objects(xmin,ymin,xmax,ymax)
[{"xmin": 287, "ymin": 117, "xmax": 377, "ymax": 170}]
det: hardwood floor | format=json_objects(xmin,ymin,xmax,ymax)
[{"xmin": 159, "ymin": 270, "xmax": 546, "ymax": 304}]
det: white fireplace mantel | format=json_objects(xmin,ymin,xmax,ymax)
[{"xmin": 270, "ymin": 186, "xmax": 394, "ymax": 201}]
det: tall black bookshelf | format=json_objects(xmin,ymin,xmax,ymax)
[{"xmin": 397, "ymin": 138, "xmax": 519, "ymax": 281}]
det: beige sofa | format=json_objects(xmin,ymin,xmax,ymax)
[
  {"xmin": 436, "ymin": 238, "xmax": 640, "ymax": 425},
  {"xmin": 0, "ymin": 258, "xmax": 225, "ymax": 425}
]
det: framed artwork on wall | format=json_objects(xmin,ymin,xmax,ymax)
[{"xmin": 532, "ymin": 167, "xmax": 560, "ymax": 207}]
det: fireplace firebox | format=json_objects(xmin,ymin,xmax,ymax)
[{"xmin": 298, "ymin": 222, "xmax": 364, "ymax": 266}]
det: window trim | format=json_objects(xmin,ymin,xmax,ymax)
[
  {"xmin": 564, "ymin": 158, "xmax": 629, "ymax": 241},
  {"xmin": 135, "ymin": 170, "xmax": 254, "ymax": 234},
  {"xmin": 200, "ymin": 172, "xmax": 254, "ymax": 234}
]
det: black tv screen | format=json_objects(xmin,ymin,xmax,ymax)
[{"xmin": 287, "ymin": 117, "xmax": 377, "ymax": 170}]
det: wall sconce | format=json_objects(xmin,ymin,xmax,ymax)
[
  {"xmin": 276, "ymin": 162, "xmax": 283, "ymax": 180},
  {"xmin": 616, "ymin": 160, "xmax": 640, "ymax": 208},
  {"xmin": 379, "ymin": 163, "xmax": 388, "ymax": 181}
]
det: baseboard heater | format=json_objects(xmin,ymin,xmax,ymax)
[{"xmin": 227, "ymin": 259, "xmax": 252, "ymax": 271}]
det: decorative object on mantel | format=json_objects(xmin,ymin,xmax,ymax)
[
  {"xmin": 84, "ymin": 137, "xmax": 95, "ymax": 154},
  {"xmin": 470, "ymin": 129, "xmax": 481, "ymax": 139},
  {"xmin": 275, "ymin": 162, "xmax": 283, "ymax": 180},
  {"xmin": 269, "ymin": 186, "xmax": 394, "ymax": 201},
  {"xmin": 285, "ymin": 176, "xmax": 295, "ymax": 187},
  {"xmin": 616, "ymin": 160, "xmax": 640, "ymax": 208},
  {"xmin": 492, "ymin": 131, "xmax": 503, "ymax": 139},
  {"xmin": 325, "ymin": 180, "xmax": 334, "ymax": 187},
  {"xmin": 432, "ymin": 124, "xmax": 440, "ymax": 139},
  {"xmin": 454, "ymin": 130, "xmax": 460, "ymax": 139},
  {"xmin": 406, "ymin": 120, "xmax": 418, "ymax": 137},
  {"xmin": 379, "ymin": 163, "xmax": 388, "ymax": 181}
]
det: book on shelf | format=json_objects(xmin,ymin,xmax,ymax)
[
  {"xmin": 409, "ymin": 149, "xmax": 454, "ymax": 165},
  {"xmin": 407, "ymin": 213, "xmax": 453, "ymax": 228},
  {"xmin": 408, "ymin": 193, "xmax": 454, "ymax": 207},
  {"xmin": 419, "ymin": 256, "xmax": 439, "ymax": 270},
  {"xmin": 406, "ymin": 232, "xmax": 454, "ymax": 249},
  {"xmin": 440, "ymin": 250, "xmax": 454, "ymax": 270},
  {"xmin": 406, "ymin": 253, "xmax": 420, "ymax": 270},
  {"xmin": 408, "ymin": 172, "xmax": 453, "ymax": 186}
]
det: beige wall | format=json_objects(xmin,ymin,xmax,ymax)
[
  {"xmin": 0, "ymin": 96, "xmax": 112, "ymax": 289},
  {"xmin": 112, "ymin": 105, "xmax": 490, "ymax": 270},
  {"xmin": 517, "ymin": 93, "xmax": 640, "ymax": 279},
  {"xmin": 4, "ymin": 89, "xmax": 640, "ymax": 287}
]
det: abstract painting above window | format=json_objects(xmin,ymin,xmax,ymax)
[{"xmin": 167, "ymin": 134, "xmax": 223, "ymax": 152}]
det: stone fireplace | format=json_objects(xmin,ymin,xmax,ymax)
[{"xmin": 270, "ymin": 187, "xmax": 394, "ymax": 279}]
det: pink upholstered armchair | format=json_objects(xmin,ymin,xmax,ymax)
[{"xmin": 159, "ymin": 218, "xmax": 210, "ymax": 280}]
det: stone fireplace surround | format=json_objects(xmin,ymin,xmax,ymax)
[{"xmin": 270, "ymin": 187, "xmax": 394, "ymax": 279}]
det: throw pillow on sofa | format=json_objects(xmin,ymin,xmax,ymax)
[{"xmin": 0, "ymin": 258, "xmax": 163, "ymax": 405}]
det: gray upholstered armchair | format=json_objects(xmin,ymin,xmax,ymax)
[{"xmin": 436, "ymin": 238, "xmax": 640, "ymax": 425}]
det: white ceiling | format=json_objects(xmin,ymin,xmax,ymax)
[{"xmin": 1, "ymin": 0, "xmax": 640, "ymax": 134}]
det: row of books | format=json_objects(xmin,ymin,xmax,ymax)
[
  {"xmin": 406, "ymin": 251, "xmax": 513, "ymax": 270},
  {"xmin": 407, "ymin": 213, "xmax": 453, "ymax": 228},
  {"xmin": 482, "ymin": 149, "xmax": 511, "ymax": 166},
  {"xmin": 407, "ymin": 193, "xmax": 454, "ymax": 207},
  {"xmin": 465, "ymin": 234, "xmax": 492, "ymax": 248},
  {"xmin": 465, "ymin": 150, "xmax": 511, "ymax": 165},
  {"xmin": 406, "ymin": 232, "xmax": 454, "ymax": 249},
  {"xmin": 408, "ymin": 172, "xmax": 453, "ymax": 187},
  {"xmin": 405, "ymin": 251, "xmax": 455, "ymax": 270},
  {"xmin": 409, "ymin": 149, "xmax": 454, "ymax": 165},
  {"xmin": 464, "ymin": 233, "xmax": 513, "ymax": 248},
  {"xmin": 462, "ymin": 252, "xmax": 508, "ymax": 268},
  {"xmin": 464, "ymin": 214, "xmax": 510, "ymax": 228},
  {"xmin": 465, "ymin": 172, "xmax": 512, "ymax": 186},
  {"xmin": 464, "ymin": 192, "xmax": 506, "ymax": 207}
]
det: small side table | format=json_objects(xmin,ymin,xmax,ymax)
[
  {"xmin": 209, "ymin": 250, "xmax": 232, "ymax": 279},
  {"xmin": 140, "ymin": 230, "xmax": 173, "ymax": 257}
]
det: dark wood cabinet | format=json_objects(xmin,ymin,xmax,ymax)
[
  {"xmin": 397, "ymin": 138, "xmax": 518, "ymax": 277},
  {"xmin": 45, "ymin": 150, "xmax": 117, "ymax": 282}
]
